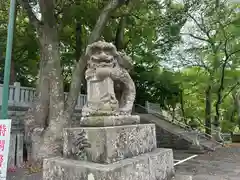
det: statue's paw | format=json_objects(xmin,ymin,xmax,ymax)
[
  {"xmin": 82, "ymin": 112, "xmax": 89, "ymax": 117},
  {"xmin": 32, "ymin": 127, "xmax": 44, "ymax": 135},
  {"xmin": 119, "ymin": 108, "xmax": 131, "ymax": 115},
  {"xmin": 82, "ymin": 109, "xmax": 91, "ymax": 117},
  {"xmin": 96, "ymin": 67, "xmax": 111, "ymax": 80}
]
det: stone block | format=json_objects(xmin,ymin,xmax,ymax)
[
  {"xmin": 63, "ymin": 124, "xmax": 156, "ymax": 164},
  {"xmin": 149, "ymin": 148, "xmax": 175, "ymax": 179},
  {"xmin": 43, "ymin": 148, "xmax": 174, "ymax": 180},
  {"xmin": 80, "ymin": 115, "xmax": 140, "ymax": 127}
]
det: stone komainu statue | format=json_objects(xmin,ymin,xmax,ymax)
[{"xmin": 82, "ymin": 41, "xmax": 136, "ymax": 116}]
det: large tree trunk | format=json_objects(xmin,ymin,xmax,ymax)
[
  {"xmin": 23, "ymin": 0, "xmax": 64, "ymax": 161},
  {"xmin": 205, "ymin": 85, "xmax": 212, "ymax": 135},
  {"xmin": 32, "ymin": 0, "xmax": 67, "ymax": 158},
  {"xmin": 26, "ymin": 24, "xmax": 64, "ymax": 161},
  {"xmin": 214, "ymin": 57, "xmax": 228, "ymax": 127},
  {"xmin": 75, "ymin": 20, "xmax": 82, "ymax": 61},
  {"xmin": 21, "ymin": 0, "xmax": 129, "ymax": 162},
  {"xmin": 115, "ymin": 16, "xmax": 127, "ymax": 50},
  {"xmin": 36, "ymin": 23, "xmax": 65, "ymax": 159}
]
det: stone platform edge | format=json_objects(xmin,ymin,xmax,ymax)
[
  {"xmin": 43, "ymin": 148, "xmax": 174, "ymax": 180},
  {"xmin": 80, "ymin": 115, "xmax": 140, "ymax": 127}
]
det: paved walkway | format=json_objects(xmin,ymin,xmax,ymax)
[
  {"xmin": 7, "ymin": 171, "xmax": 41, "ymax": 180},
  {"xmin": 174, "ymin": 147, "xmax": 240, "ymax": 180},
  {"xmin": 6, "ymin": 147, "xmax": 240, "ymax": 180}
]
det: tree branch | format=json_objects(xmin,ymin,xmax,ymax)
[
  {"xmin": 39, "ymin": 0, "xmax": 56, "ymax": 28},
  {"xmin": 181, "ymin": 33, "xmax": 210, "ymax": 43},
  {"xmin": 219, "ymin": 21, "xmax": 240, "ymax": 61},
  {"xmin": 187, "ymin": 13, "xmax": 212, "ymax": 43},
  {"xmin": 179, "ymin": 47, "xmax": 211, "ymax": 73},
  {"xmin": 87, "ymin": 0, "xmax": 125, "ymax": 44},
  {"xmin": 115, "ymin": 15, "xmax": 126, "ymax": 50},
  {"xmin": 187, "ymin": 13, "xmax": 207, "ymax": 34},
  {"xmin": 18, "ymin": 0, "xmax": 42, "ymax": 29},
  {"xmin": 221, "ymin": 82, "xmax": 240, "ymax": 103}
]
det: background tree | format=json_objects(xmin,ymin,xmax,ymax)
[
  {"xmin": 169, "ymin": 0, "xmax": 240, "ymax": 134},
  {"xmin": 0, "ymin": 1, "xmax": 38, "ymax": 85}
]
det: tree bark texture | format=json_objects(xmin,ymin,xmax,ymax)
[
  {"xmin": 25, "ymin": 24, "xmax": 64, "ymax": 161},
  {"xmin": 21, "ymin": 0, "xmax": 65, "ymax": 161},
  {"xmin": 115, "ymin": 16, "xmax": 127, "ymax": 50},
  {"xmin": 205, "ymin": 85, "xmax": 212, "ymax": 135},
  {"xmin": 214, "ymin": 59, "xmax": 228, "ymax": 127}
]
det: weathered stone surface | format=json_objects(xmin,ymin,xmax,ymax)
[
  {"xmin": 30, "ymin": 129, "xmax": 44, "ymax": 161},
  {"xmin": 83, "ymin": 77, "xmax": 119, "ymax": 117},
  {"xmin": 16, "ymin": 133, "xmax": 24, "ymax": 166},
  {"xmin": 82, "ymin": 41, "xmax": 136, "ymax": 117},
  {"xmin": 63, "ymin": 124, "xmax": 156, "ymax": 164},
  {"xmin": 80, "ymin": 115, "xmax": 140, "ymax": 127},
  {"xmin": 172, "ymin": 175, "xmax": 192, "ymax": 180},
  {"xmin": 149, "ymin": 148, "xmax": 175, "ymax": 180},
  {"xmin": 43, "ymin": 148, "xmax": 174, "ymax": 180},
  {"xmin": 140, "ymin": 114, "xmax": 193, "ymax": 150},
  {"xmin": 8, "ymin": 133, "xmax": 16, "ymax": 168}
]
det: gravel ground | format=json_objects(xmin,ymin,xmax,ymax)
[
  {"xmin": 174, "ymin": 147, "xmax": 240, "ymax": 180},
  {"xmin": 7, "ymin": 171, "xmax": 42, "ymax": 180},
  {"xmin": 6, "ymin": 147, "xmax": 240, "ymax": 180}
]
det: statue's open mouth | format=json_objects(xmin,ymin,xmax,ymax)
[
  {"xmin": 91, "ymin": 55, "xmax": 113, "ymax": 63},
  {"xmin": 99, "ymin": 58, "xmax": 112, "ymax": 63}
]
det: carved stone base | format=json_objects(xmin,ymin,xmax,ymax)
[
  {"xmin": 63, "ymin": 124, "xmax": 156, "ymax": 164},
  {"xmin": 43, "ymin": 148, "xmax": 174, "ymax": 180},
  {"xmin": 80, "ymin": 115, "xmax": 140, "ymax": 127},
  {"xmin": 172, "ymin": 175, "xmax": 192, "ymax": 180}
]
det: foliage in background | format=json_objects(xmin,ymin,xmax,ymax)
[{"xmin": 1, "ymin": 0, "xmax": 240, "ymax": 135}]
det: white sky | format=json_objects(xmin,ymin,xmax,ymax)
[{"xmin": 163, "ymin": 0, "xmax": 240, "ymax": 70}]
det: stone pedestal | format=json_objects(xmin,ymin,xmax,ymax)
[
  {"xmin": 63, "ymin": 124, "xmax": 156, "ymax": 163},
  {"xmin": 43, "ymin": 149, "xmax": 174, "ymax": 180},
  {"xmin": 43, "ymin": 116, "xmax": 175, "ymax": 180},
  {"xmin": 80, "ymin": 115, "xmax": 140, "ymax": 127}
]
